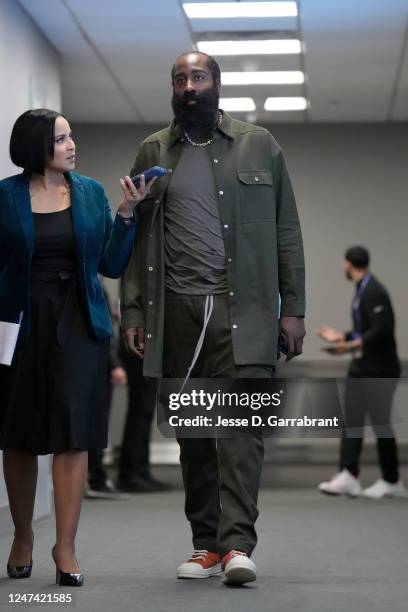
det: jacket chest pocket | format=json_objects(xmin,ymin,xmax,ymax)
[{"xmin": 237, "ymin": 170, "xmax": 275, "ymax": 223}]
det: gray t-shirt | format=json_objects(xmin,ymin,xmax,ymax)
[{"xmin": 164, "ymin": 143, "xmax": 227, "ymax": 294}]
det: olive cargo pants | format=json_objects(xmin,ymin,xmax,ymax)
[{"xmin": 163, "ymin": 294, "xmax": 273, "ymax": 556}]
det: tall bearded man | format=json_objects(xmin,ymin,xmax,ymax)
[{"xmin": 121, "ymin": 52, "xmax": 306, "ymax": 585}]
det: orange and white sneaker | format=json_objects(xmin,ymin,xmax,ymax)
[
  {"xmin": 177, "ymin": 550, "xmax": 222, "ymax": 579},
  {"xmin": 221, "ymin": 550, "xmax": 257, "ymax": 585}
]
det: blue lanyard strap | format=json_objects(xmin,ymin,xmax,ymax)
[
  {"xmin": 353, "ymin": 274, "xmax": 371, "ymax": 311},
  {"xmin": 352, "ymin": 274, "xmax": 371, "ymax": 337}
]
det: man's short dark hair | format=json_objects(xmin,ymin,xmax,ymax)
[
  {"xmin": 9, "ymin": 108, "xmax": 64, "ymax": 175},
  {"xmin": 345, "ymin": 246, "xmax": 370, "ymax": 269},
  {"xmin": 171, "ymin": 51, "xmax": 221, "ymax": 86}
]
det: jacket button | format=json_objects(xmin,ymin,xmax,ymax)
[
  {"xmin": 147, "ymin": 333, "xmax": 152, "ymax": 339},
  {"xmin": 224, "ymin": 224, "xmax": 229, "ymax": 229},
  {"xmin": 254, "ymin": 176, "xmax": 259, "ymax": 182},
  {"xmin": 232, "ymin": 324, "xmax": 238, "ymax": 329},
  {"xmin": 219, "ymin": 190, "xmax": 224, "ymax": 196},
  {"xmin": 148, "ymin": 300, "xmax": 153, "ymax": 306},
  {"xmin": 155, "ymin": 200, "xmax": 160, "ymax": 204},
  {"xmin": 213, "ymin": 158, "xmax": 219, "ymax": 164},
  {"xmin": 148, "ymin": 266, "xmax": 154, "ymax": 272},
  {"xmin": 229, "ymin": 291, "xmax": 234, "ymax": 297},
  {"xmin": 227, "ymin": 257, "xmax": 232, "ymax": 263}
]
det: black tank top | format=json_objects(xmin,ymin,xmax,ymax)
[{"xmin": 31, "ymin": 208, "xmax": 75, "ymax": 278}]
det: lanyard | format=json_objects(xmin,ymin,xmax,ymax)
[
  {"xmin": 352, "ymin": 274, "xmax": 371, "ymax": 334},
  {"xmin": 353, "ymin": 274, "xmax": 371, "ymax": 311}
]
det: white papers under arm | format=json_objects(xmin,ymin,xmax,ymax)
[{"xmin": 0, "ymin": 312, "xmax": 23, "ymax": 366}]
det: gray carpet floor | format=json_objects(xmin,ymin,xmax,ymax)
[{"xmin": 1, "ymin": 472, "xmax": 407, "ymax": 612}]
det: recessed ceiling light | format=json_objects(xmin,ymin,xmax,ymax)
[
  {"xmin": 222, "ymin": 71, "xmax": 304, "ymax": 85},
  {"xmin": 264, "ymin": 97, "xmax": 308, "ymax": 111},
  {"xmin": 220, "ymin": 97, "xmax": 256, "ymax": 112},
  {"xmin": 197, "ymin": 40, "xmax": 301, "ymax": 55},
  {"xmin": 183, "ymin": 2, "xmax": 298, "ymax": 19}
]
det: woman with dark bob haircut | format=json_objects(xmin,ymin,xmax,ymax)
[{"xmin": 0, "ymin": 109, "xmax": 154, "ymax": 586}]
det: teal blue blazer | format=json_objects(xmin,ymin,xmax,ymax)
[{"xmin": 0, "ymin": 171, "xmax": 136, "ymax": 345}]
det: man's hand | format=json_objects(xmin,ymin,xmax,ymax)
[
  {"xmin": 110, "ymin": 366, "xmax": 128, "ymax": 385},
  {"xmin": 329, "ymin": 338, "xmax": 362, "ymax": 355},
  {"xmin": 317, "ymin": 325, "xmax": 345, "ymax": 343},
  {"xmin": 122, "ymin": 326, "xmax": 145, "ymax": 358},
  {"xmin": 279, "ymin": 316, "xmax": 306, "ymax": 362}
]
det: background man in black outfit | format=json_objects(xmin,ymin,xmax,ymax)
[
  {"xmin": 116, "ymin": 346, "xmax": 170, "ymax": 493},
  {"xmin": 317, "ymin": 246, "xmax": 406, "ymax": 499},
  {"xmin": 87, "ymin": 283, "xmax": 129, "ymax": 499}
]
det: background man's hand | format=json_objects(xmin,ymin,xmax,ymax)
[
  {"xmin": 317, "ymin": 325, "xmax": 345, "ymax": 343},
  {"xmin": 122, "ymin": 326, "xmax": 145, "ymax": 358},
  {"xmin": 328, "ymin": 338, "xmax": 362, "ymax": 355},
  {"xmin": 279, "ymin": 316, "xmax": 306, "ymax": 362},
  {"xmin": 110, "ymin": 366, "xmax": 128, "ymax": 385}
]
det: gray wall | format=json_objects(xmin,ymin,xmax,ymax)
[
  {"xmin": 72, "ymin": 121, "xmax": 408, "ymax": 361},
  {"xmin": 0, "ymin": 0, "xmax": 61, "ymax": 177},
  {"xmin": 0, "ymin": 0, "xmax": 60, "ymax": 528}
]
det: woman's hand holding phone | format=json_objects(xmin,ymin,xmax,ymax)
[{"xmin": 118, "ymin": 174, "xmax": 157, "ymax": 218}]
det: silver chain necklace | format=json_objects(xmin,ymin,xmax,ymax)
[{"xmin": 184, "ymin": 111, "xmax": 222, "ymax": 147}]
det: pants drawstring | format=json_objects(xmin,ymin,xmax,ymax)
[{"xmin": 179, "ymin": 295, "xmax": 214, "ymax": 393}]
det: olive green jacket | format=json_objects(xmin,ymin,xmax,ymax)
[{"xmin": 121, "ymin": 111, "xmax": 305, "ymax": 377}]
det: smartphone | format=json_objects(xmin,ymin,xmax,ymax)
[
  {"xmin": 132, "ymin": 166, "xmax": 171, "ymax": 188},
  {"xmin": 321, "ymin": 346, "xmax": 338, "ymax": 354}
]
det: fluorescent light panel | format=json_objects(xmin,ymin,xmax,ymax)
[
  {"xmin": 222, "ymin": 71, "xmax": 304, "ymax": 85},
  {"xmin": 264, "ymin": 96, "xmax": 307, "ymax": 111},
  {"xmin": 197, "ymin": 39, "xmax": 301, "ymax": 55},
  {"xmin": 183, "ymin": 2, "xmax": 298, "ymax": 18},
  {"xmin": 220, "ymin": 97, "xmax": 256, "ymax": 112}
]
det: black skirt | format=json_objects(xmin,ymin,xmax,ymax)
[{"xmin": 0, "ymin": 274, "xmax": 109, "ymax": 455}]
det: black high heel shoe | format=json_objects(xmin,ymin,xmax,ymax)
[
  {"xmin": 7, "ymin": 535, "xmax": 34, "ymax": 579},
  {"xmin": 7, "ymin": 561, "xmax": 33, "ymax": 579},
  {"xmin": 52, "ymin": 547, "xmax": 84, "ymax": 587}
]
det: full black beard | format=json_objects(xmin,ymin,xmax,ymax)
[{"xmin": 172, "ymin": 86, "xmax": 219, "ymax": 132}]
